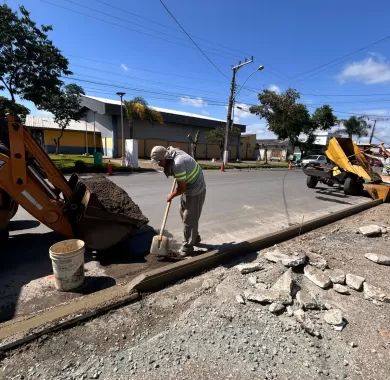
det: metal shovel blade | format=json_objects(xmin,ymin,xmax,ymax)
[{"xmin": 150, "ymin": 235, "xmax": 170, "ymax": 256}]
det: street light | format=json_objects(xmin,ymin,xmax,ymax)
[
  {"xmin": 223, "ymin": 62, "xmax": 264, "ymax": 166},
  {"xmin": 116, "ymin": 91, "xmax": 126, "ymax": 166}
]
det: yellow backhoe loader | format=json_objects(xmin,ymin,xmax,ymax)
[
  {"xmin": 0, "ymin": 114, "xmax": 148, "ymax": 250},
  {"xmin": 303, "ymin": 137, "xmax": 390, "ymax": 202}
]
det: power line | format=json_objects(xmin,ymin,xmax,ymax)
[
  {"xmin": 94, "ymin": 0, "xmax": 250, "ymax": 58},
  {"xmin": 64, "ymin": 75, "xmax": 228, "ymax": 105},
  {"xmin": 159, "ymin": 0, "xmax": 228, "ymax": 79},
  {"xmin": 39, "ymin": 0, "xmax": 238, "ymax": 60},
  {"xmin": 291, "ymin": 34, "xmax": 390, "ymax": 82},
  {"xmin": 71, "ymin": 63, "xmax": 226, "ymax": 97}
]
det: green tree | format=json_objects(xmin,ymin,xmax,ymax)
[
  {"xmin": 124, "ymin": 97, "xmax": 163, "ymax": 139},
  {"xmin": 338, "ymin": 116, "xmax": 369, "ymax": 139},
  {"xmin": 0, "ymin": 4, "xmax": 71, "ymax": 107},
  {"xmin": 40, "ymin": 84, "xmax": 85, "ymax": 153},
  {"xmin": 250, "ymin": 89, "xmax": 337, "ymax": 157},
  {"xmin": 206, "ymin": 126, "xmax": 241, "ymax": 160},
  {"xmin": 0, "ymin": 96, "xmax": 29, "ymax": 120},
  {"xmin": 249, "ymin": 89, "xmax": 312, "ymax": 154},
  {"xmin": 312, "ymin": 105, "xmax": 338, "ymax": 130}
]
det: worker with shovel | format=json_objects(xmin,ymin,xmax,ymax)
[{"xmin": 151, "ymin": 146, "xmax": 206, "ymax": 258}]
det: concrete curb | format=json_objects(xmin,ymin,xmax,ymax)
[
  {"xmin": 0, "ymin": 286, "xmax": 139, "ymax": 352},
  {"xmin": 128, "ymin": 199, "xmax": 382, "ymax": 293},
  {"xmin": 0, "ymin": 199, "xmax": 381, "ymax": 352}
]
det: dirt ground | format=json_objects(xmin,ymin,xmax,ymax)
[{"xmin": 1, "ymin": 204, "xmax": 390, "ymax": 380}]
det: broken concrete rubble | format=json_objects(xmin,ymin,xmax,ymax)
[
  {"xmin": 364, "ymin": 252, "xmax": 390, "ymax": 266},
  {"xmin": 247, "ymin": 276, "xmax": 257, "ymax": 286},
  {"xmin": 346, "ymin": 274, "xmax": 365, "ymax": 291},
  {"xmin": 245, "ymin": 289, "xmax": 292, "ymax": 305},
  {"xmin": 358, "ymin": 224, "xmax": 382, "ymax": 236},
  {"xmin": 323, "ymin": 309, "xmax": 344, "ymax": 326},
  {"xmin": 333, "ymin": 284, "xmax": 350, "ymax": 295},
  {"xmin": 235, "ymin": 262, "xmax": 262, "ymax": 274},
  {"xmin": 328, "ymin": 269, "xmax": 346, "ymax": 285},
  {"xmin": 246, "ymin": 269, "xmax": 293, "ymax": 305},
  {"xmin": 263, "ymin": 249, "xmax": 307, "ymax": 267},
  {"xmin": 269, "ymin": 302, "xmax": 285, "ymax": 314},
  {"xmin": 235, "ymin": 294, "xmax": 246, "ymax": 304},
  {"xmin": 296, "ymin": 289, "xmax": 324, "ymax": 310},
  {"xmin": 307, "ymin": 252, "xmax": 328, "ymax": 270},
  {"xmin": 304, "ymin": 266, "xmax": 332, "ymax": 289},
  {"xmin": 363, "ymin": 283, "xmax": 390, "ymax": 303}
]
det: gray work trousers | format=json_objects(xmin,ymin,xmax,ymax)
[{"xmin": 180, "ymin": 189, "xmax": 206, "ymax": 251}]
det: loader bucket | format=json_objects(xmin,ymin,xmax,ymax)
[
  {"xmin": 325, "ymin": 138, "xmax": 381, "ymax": 182},
  {"xmin": 66, "ymin": 175, "xmax": 149, "ymax": 251},
  {"xmin": 363, "ymin": 183, "xmax": 390, "ymax": 202}
]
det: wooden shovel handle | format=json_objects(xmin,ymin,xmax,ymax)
[{"xmin": 159, "ymin": 179, "xmax": 177, "ymax": 240}]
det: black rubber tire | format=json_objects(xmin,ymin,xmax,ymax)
[
  {"xmin": 344, "ymin": 176, "xmax": 363, "ymax": 195},
  {"xmin": 306, "ymin": 175, "xmax": 319, "ymax": 188}
]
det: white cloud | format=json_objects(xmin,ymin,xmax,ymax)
[
  {"xmin": 201, "ymin": 110, "xmax": 210, "ymax": 116},
  {"xmin": 120, "ymin": 63, "xmax": 128, "ymax": 72},
  {"xmin": 338, "ymin": 56, "xmax": 390, "ymax": 84},
  {"xmin": 268, "ymin": 84, "xmax": 281, "ymax": 94},
  {"xmin": 233, "ymin": 103, "xmax": 252, "ymax": 122},
  {"xmin": 179, "ymin": 96, "xmax": 208, "ymax": 108}
]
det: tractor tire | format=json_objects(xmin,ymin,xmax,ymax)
[
  {"xmin": 344, "ymin": 176, "xmax": 363, "ymax": 196},
  {"xmin": 306, "ymin": 175, "xmax": 318, "ymax": 189}
]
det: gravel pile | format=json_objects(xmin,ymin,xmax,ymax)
[
  {"xmin": 81, "ymin": 175, "xmax": 148, "ymax": 228},
  {"xmin": 1, "ymin": 204, "xmax": 390, "ymax": 380}
]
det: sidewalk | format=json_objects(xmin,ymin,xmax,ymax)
[{"xmin": 113, "ymin": 158, "xmax": 289, "ymax": 170}]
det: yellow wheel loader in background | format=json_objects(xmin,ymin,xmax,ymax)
[{"xmin": 303, "ymin": 137, "xmax": 390, "ymax": 202}]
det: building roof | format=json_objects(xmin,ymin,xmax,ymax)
[
  {"xmin": 257, "ymin": 139, "xmax": 290, "ymax": 146},
  {"xmin": 81, "ymin": 95, "xmax": 246, "ymax": 132},
  {"xmin": 25, "ymin": 115, "xmax": 96, "ymax": 132}
]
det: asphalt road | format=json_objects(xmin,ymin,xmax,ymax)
[
  {"xmin": 9, "ymin": 169, "xmax": 369, "ymax": 248},
  {"xmin": 108, "ymin": 169, "xmax": 369, "ymax": 246}
]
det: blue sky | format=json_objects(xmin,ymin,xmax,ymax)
[{"xmin": 4, "ymin": 0, "xmax": 390, "ymax": 142}]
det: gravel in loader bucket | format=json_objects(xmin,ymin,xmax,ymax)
[{"xmin": 66, "ymin": 175, "xmax": 148, "ymax": 251}]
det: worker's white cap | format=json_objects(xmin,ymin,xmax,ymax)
[{"xmin": 150, "ymin": 146, "xmax": 168, "ymax": 162}]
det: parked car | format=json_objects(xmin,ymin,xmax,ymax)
[{"xmin": 301, "ymin": 154, "xmax": 328, "ymax": 168}]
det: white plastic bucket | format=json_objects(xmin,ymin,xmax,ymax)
[{"xmin": 49, "ymin": 239, "xmax": 85, "ymax": 291}]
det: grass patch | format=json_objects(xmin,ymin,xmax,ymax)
[{"xmin": 49, "ymin": 154, "xmax": 152, "ymax": 174}]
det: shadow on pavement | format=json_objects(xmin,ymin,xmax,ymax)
[
  {"xmin": 0, "ymin": 225, "xmax": 156, "ymax": 323},
  {"xmin": 8, "ymin": 220, "xmax": 41, "ymax": 231},
  {"xmin": 315, "ymin": 196, "xmax": 353, "ymax": 205},
  {"xmin": 96, "ymin": 225, "xmax": 156, "ymax": 266}
]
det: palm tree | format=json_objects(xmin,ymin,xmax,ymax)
[
  {"xmin": 123, "ymin": 97, "xmax": 163, "ymax": 139},
  {"xmin": 337, "ymin": 116, "xmax": 369, "ymax": 139}
]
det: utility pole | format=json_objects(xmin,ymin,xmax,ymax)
[
  {"xmin": 223, "ymin": 57, "xmax": 253, "ymax": 166},
  {"xmin": 85, "ymin": 120, "xmax": 88, "ymax": 155},
  {"xmin": 369, "ymin": 119, "xmax": 376, "ymax": 145},
  {"xmin": 116, "ymin": 92, "xmax": 126, "ymax": 166},
  {"xmin": 93, "ymin": 111, "xmax": 96, "ymax": 154}
]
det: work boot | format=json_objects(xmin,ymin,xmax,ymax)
[
  {"xmin": 194, "ymin": 235, "xmax": 202, "ymax": 246},
  {"xmin": 179, "ymin": 243, "xmax": 194, "ymax": 258}
]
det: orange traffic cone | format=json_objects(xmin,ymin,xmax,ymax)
[
  {"xmin": 288, "ymin": 161, "xmax": 293, "ymax": 170},
  {"xmin": 107, "ymin": 160, "xmax": 113, "ymax": 176}
]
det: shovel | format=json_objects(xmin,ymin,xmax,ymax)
[{"xmin": 150, "ymin": 179, "xmax": 177, "ymax": 257}]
